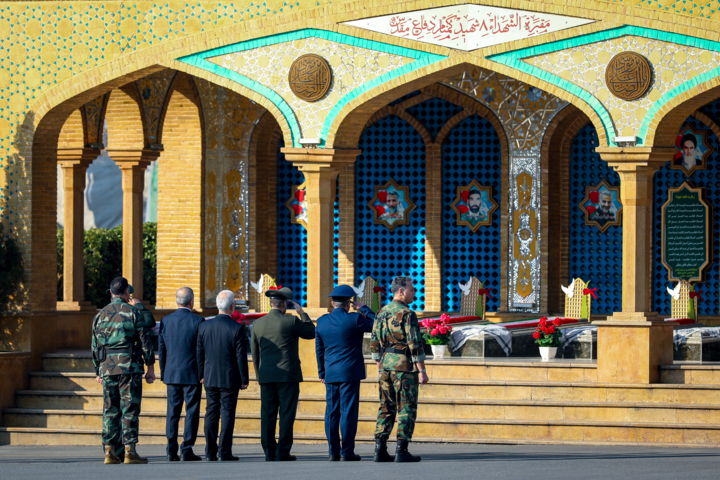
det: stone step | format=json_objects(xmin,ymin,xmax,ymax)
[
  {"xmin": 3, "ymin": 414, "xmax": 720, "ymax": 446},
  {"xmin": 40, "ymin": 353, "xmax": 599, "ymax": 383},
  {"xmin": 660, "ymin": 365, "xmax": 720, "ymax": 385}
]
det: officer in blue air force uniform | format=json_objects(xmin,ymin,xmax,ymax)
[{"xmin": 315, "ymin": 285, "xmax": 375, "ymax": 461}]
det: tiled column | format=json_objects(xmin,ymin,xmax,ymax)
[
  {"xmin": 282, "ymin": 148, "xmax": 360, "ymax": 313},
  {"xmin": 595, "ymin": 147, "xmax": 675, "ymax": 384},
  {"xmin": 108, "ymin": 149, "xmax": 160, "ymax": 303},
  {"xmin": 57, "ymin": 148, "xmax": 100, "ymax": 311}
]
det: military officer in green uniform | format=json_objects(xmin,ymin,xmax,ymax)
[
  {"xmin": 92, "ymin": 276, "xmax": 156, "ymax": 464},
  {"xmin": 251, "ymin": 287, "xmax": 315, "ymax": 461},
  {"xmin": 369, "ymin": 276, "xmax": 429, "ymax": 463}
]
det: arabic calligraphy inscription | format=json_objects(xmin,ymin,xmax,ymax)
[
  {"xmin": 605, "ymin": 52, "xmax": 652, "ymax": 101},
  {"xmin": 288, "ymin": 54, "xmax": 332, "ymax": 102}
]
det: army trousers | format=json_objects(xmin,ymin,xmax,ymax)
[
  {"xmin": 102, "ymin": 373, "xmax": 143, "ymax": 448},
  {"xmin": 374, "ymin": 370, "xmax": 419, "ymax": 441}
]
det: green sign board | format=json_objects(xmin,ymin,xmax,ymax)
[{"xmin": 662, "ymin": 183, "xmax": 711, "ymax": 282}]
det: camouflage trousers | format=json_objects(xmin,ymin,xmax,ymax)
[
  {"xmin": 102, "ymin": 373, "xmax": 143, "ymax": 449},
  {"xmin": 374, "ymin": 370, "xmax": 419, "ymax": 441}
]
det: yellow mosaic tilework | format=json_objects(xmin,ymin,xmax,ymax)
[
  {"xmin": 523, "ymin": 35, "xmax": 720, "ymax": 137},
  {"xmin": 207, "ymin": 37, "xmax": 414, "ymax": 138}
]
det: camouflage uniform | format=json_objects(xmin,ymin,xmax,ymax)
[
  {"xmin": 369, "ymin": 300, "xmax": 426, "ymax": 441},
  {"xmin": 92, "ymin": 298, "xmax": 155, "ymax": 452}
]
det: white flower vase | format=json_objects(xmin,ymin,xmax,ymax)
[
  {"xmin": 431, "ymin": 345, "xmax": 446, "ymax": 360},
  {"xmin": 539, "ymin": 346, "xmax": 558, "ymax": 361}
]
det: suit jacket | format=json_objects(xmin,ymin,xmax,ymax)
[
  {"xmin": 316, "ymin": 306, "xmax": 375, "ymax": 383},
  {"xmin": 158, "ymin": 308, "xmax": 204, "ymax": 385},
  {"xmin": 251, "ymin": 309, "xmax": 315, "ymax": 384},
  {"xmin": 197, "ymin": 314, "xmax": 249, "ymax": 390}
]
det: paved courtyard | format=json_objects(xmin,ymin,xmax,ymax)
[{"xmin": 1, "ymin": 443, "xmax": 718, "ymax": 480}]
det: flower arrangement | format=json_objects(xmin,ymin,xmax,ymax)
[
  {"xmin": 421, "ymin": 314, "xmax": 453, "ymax": 346},
  {"xmin": 532, "ymin": 316, "xmax": 562, "ymax": 347},
  {"xmin": 231, "ymin": 311, "xmax": 250, "ymax": 325}
]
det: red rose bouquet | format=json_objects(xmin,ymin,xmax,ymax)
[
  {"xmin": 421, "ymin": 313, "xmax": 453, "ymax": 346},
  {"xmin": 532, "ymin": 316, "xmax": 562, "ymax": 347}
]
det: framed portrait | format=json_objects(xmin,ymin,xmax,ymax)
[
  {"xmin": 579, "ymin": 179, "xmax": 622, "ymax": 233},
  {"xmin": 285, "ymin": 181, "xmax": 307, "ymax": 229},
  {"xmin": 368, "ymin": 179, "xmax": 416, "ymax": 231},
  {"xmin": 671, "ymin": 123, "xmax": 712, "ymax": 177},
  {"xmin": 450, "ymin": 180, "xmax": 498, "ymax": 232}
]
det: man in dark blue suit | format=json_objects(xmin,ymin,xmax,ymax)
[
  {"xmin": 158, "ymin": 287, "xmax": 204, "ymax": 462},
  {"xmin": 197, "ymin": 290, "xmax": 249, "ymax": 462},
  {"xmin": 315, "ymin": 285, "xmax": 375, "ymax": 461}
]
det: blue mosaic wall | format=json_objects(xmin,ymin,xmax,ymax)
[
  {"xmin": 568, "ymin": 124, "xmax": 622, "ymax": 314},
  {"xmin": 407, "ymin": 97, "xmax": 463, "ymax": 141},
  {"xmin": 355, "ymin": 115, "xmax": 426, "ymax": 310},
  {"xmin": 652, "ymin": 114, "xmax": 720, "ymax": 315},
  {"xmin": 441, "ymin": 114, "xmax": 502, "ymax": 312},
  {"xmin": 277, "ymin": 142, "xmax": 307, "ymax": 304}
]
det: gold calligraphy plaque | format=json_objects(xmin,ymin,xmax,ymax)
[
  {"xmin": 288, "ymin": 54, "xmax": 332, "ymax": 102},
  {"xmin": 605, "ymin": 52, "xmax": 652, "ymax": 101}
]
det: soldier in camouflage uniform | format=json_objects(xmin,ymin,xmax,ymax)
[
  {"xmin": 369, "ymin": 276, "xmax": 429, "ymax": 463},
  {"xmin": 92, "ymin": 277, "xmax": 156, "ymax": 465}
]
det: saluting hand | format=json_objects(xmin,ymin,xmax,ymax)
[
  {"xmin": 351, "ymin": 301, "xmax": 366, "ymax": 310},
  {"xmin": 289, "ymin": 300, "xmax": 304, "ymax": 315}
]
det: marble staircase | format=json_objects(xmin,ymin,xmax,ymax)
[{"xmin": 3, "ymin": 352, "xmax": 720, "ymax": 446}]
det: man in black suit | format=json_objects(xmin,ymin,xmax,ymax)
[
  {"xmin": 251, "ymin": 287, "xmax": 315, "ymax": 461},
  {"xmin": 197, "ymin": 290, "xmax": 249, "ymax": 461},
  {"xmin": 158, "ymin": 287, "xmax": 204, "ymax": 462}
]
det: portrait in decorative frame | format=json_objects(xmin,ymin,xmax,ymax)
[
  {"xmin": 285, "ymin": 181, "xmax": 308, "ymax": 229},
  {"xmin": 368, "ymin": 179, "xmax": 416, "ymax": 231},
  {"xmin": 671, "ymin": 123, "xmax": 712, "ymax": 177},
  {"xmin": 579, "ymin": 179, "xmax": 623, "ymax": 233},
  {"xmin": 450, "ymin": 180, "xmax": 498, "ymax": 232}
]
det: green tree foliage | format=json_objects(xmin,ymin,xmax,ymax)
[
  {"xmin": 0, "ymin": 223, "xmax": 24, "ymax": 312},
  {"xmin": 57, "ymin": 223, "xmax": 157, "ymax": 308}
]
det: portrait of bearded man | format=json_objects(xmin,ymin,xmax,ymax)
[
  {"xmin": 378, "ymin": 191, "xmax": 403, "ymax": 221},
  {"xmin": 460, "ymin": 190, "xmax": 489, "ymax": 226},
  {"xmin": 589, "ymin": 191, "xmax": 616, "ymax": 226}
]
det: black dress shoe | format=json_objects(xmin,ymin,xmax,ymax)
[
  {"xmin": 329, "ymin": 454, "xmax": 340, "ymax": 461},
  {"xmin": 265, "ymin": 456, "xmax": 276, "ymax": 462},
  {"xmin": 205, "ymin": 454, "xmax": 218, "ymax": 462},
  {"xmin": 167, "ymin": 454, "xmax": 180, "ymax": 462},
  {"xmin": 219, "ymin": 455, "xmax": 239, "ymax": 461},
  {"xmin": 181, "ymin": 452, "xmax": 202, "ymax": 462},
  {"xmin": 276, "ymin": 455, "xmax": 297, "ymax": 461},
  {"xmin": 341, "ymin": 453, "xmax": 361, "ymax": 461}
]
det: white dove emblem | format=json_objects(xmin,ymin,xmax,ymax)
[
  {"xmin": 561, "ymin": 279, "xmax": 576, "ymax": 299},
  {"xmin": 352, "ymin": 279, "xmax": 366, "ymax": 297},
  {"xmin": 459, "ymin": 279, "xmax": 473, "ymax": 296},
  {"xmin": 250, "ymin": 275, "xmax": 264, "ymax": 294},
  {"xmin": 667, "ymin": 283, "xmax": 681, "ymax": 301}
]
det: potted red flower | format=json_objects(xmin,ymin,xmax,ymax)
[
  {"xmin": 533, "ymin": 316, "xmax": 562, "ymax": 361},
  {"xmin": 421, "ymin": 314, "xmax": 453, "ymax": 360}
]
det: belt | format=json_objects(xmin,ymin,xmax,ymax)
[
  {"xmin": 384, "ymin": 347, "xmax": 410, "ymax": 355},
  {"xmin": 106, "ymin": 347, "xmax": 132, "ymax": 354}
]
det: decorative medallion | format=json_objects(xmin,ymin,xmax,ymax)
[
  {"xmin": 579, "ymin": 179, "xmax": 623, "ymax": 233},
  {"xmin": 288, "ymin": 54, "xmax": 332, "ymax": 102},
  {"xmin": 605, "ymin": 52, "xmax": 652, "ymax": 101},
  {"xmin": 343, "ymin": 5, "xmax": 594, "ymax": 52},
  {"xmin": 450, "ymin": 180, "xmax": 498, "ymax": 232},
  {"xmin": 368, "ymin": 179, "xmax": 416, "ymax": 232},
  {"xmin": 671, "ymin": 123, "xmax": 712, "ymax": 177},
  {"xmin": 285, "ymin": 181, "xmax": 308, "ymax": 229}
]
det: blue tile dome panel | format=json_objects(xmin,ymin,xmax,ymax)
[
  {"xmin": 407, "ymin": 97, "xmax": 463, "ymax": 142},
  {"xmin": 652, "ymin": 115, "xmax": 720, "ymax": 316},
  {"xmin": 355, "ymin": 115, "xmax": 426, "ymax": 310},
  {"xmin": 568, "ymin": 124, "xmax": 622, "ymax": 314},
  {"xmin": 277, "ymin": 142, "xmax": 308, "ymax": 305},
  {"xmin": 441, "ymin": 114, "xmax": 502, "ymax": 312}
]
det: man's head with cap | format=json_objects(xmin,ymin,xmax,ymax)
[
  {"xmin": 328, "ymin": 285, "xmax": 355, "ymax": 311},
  {"xmin": 265, "ymin": 287, "xmax": 293, "ymax": 311}
]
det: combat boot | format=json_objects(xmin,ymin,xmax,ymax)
[
  {"xmin": 104, "ymin": 446, "xmax": 121, "ymax": 465},
  {"xmin": 124, "ymin": 444, "xmax": 149, "ymax": 464},
  {"xmin": 373, "ymin": 438, "xmax": 393, "ymax": 462},
  {"xmin": 394, "ymin": 438, "xmax": 421, "ymax": 463}
]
